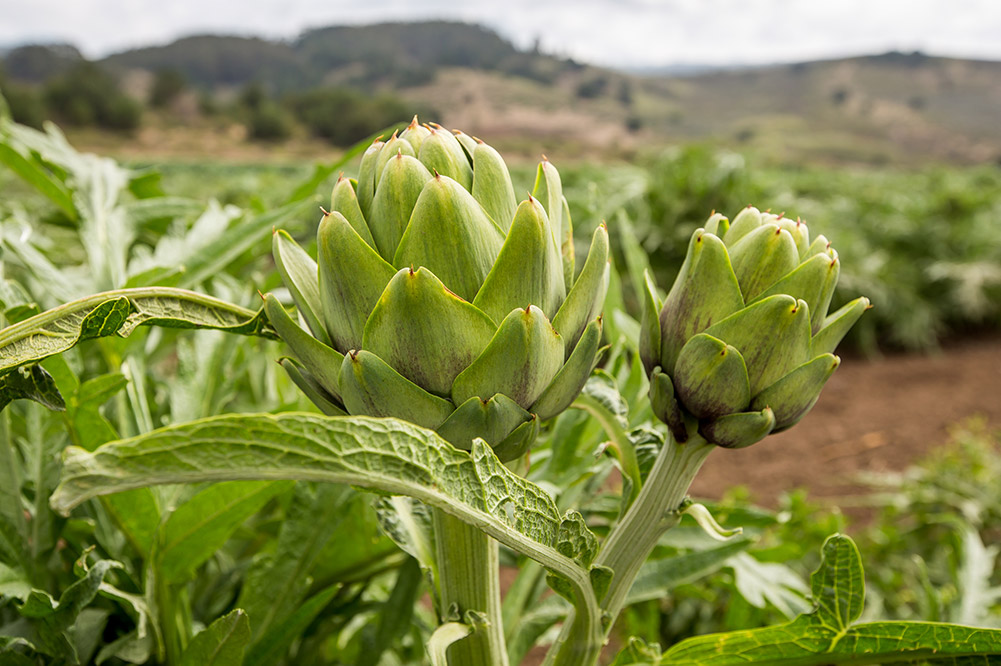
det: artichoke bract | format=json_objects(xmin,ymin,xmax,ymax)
[
  {"xmin": 267, "ymin": 118, "xmax": 609, "ymax": 461},
  {"xmin": 640, "ymin": 207, "xmax": 869, "ymax": 449}
]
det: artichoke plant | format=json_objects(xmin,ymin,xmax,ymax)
[
  {"xmin": 640, "ymin": 206, "xmax": 869, "ymax": 449},
  {"xmin": 266, "ymin": 118, "xmax": 609, "ymax": 461}
]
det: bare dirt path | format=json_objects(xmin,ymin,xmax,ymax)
[{"xmin": 688, "ymin": 335, "xmax": 1001, "ymax": 504}]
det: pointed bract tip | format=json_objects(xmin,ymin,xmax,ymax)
[
  {"xmin": 745, "ymin": 204, "xmax": 753, "ymax": 209},
  {"xmin": 777, "ymin": 212, "xmax": 785, "ymax": 219},
  {"xmin": 527, "ymin": 193, "xmax": 535, "ymax": 203},
  {"xmin": 348, "ymin": 349, "xmax": 359, "ymax": 361},
  {"xmin": 372, "ymin": 135, "xmax": 385, "ymax": 144},
  {"xmin": 473, "ymin": 136, "xmax": 484, "ymax": 144},
  {"xmin": 710, "ymin": 209, "xmax": 716, "ymax": 215},
  {"xmin": 408, "ymin": 264, "xmax": 416, "ymax": 275},
  {"xmin": 396, "ymin": 148, "xmax": 403, "ymax": 158},
  {"xmin": 319, "ymin": 206, "xmax": 331, "ymax": 216},
  {"xmin": 336, "ymin": 171, "xmax": 346, "ymax": 182},
  {"xmin": 409, "ymin": 114, "xmax": 419, "ymax": 128},
  {"xmin": 433, "ymin": 169, "xmax": 441, "ymax": 179},
  {"xmin": 541, "ymin": 154, "xmax": 550, "ymax": 162},
  {"xmin": 390, "ymin": 129, "xmax": 399, "ymax": 139},
  {"xmin": 429, "ymin": 122, "xmax": 444, "ymax": 129},
  {"xmin": 257, "ymin": 289, "xmax": 266, "ymax": 301}
]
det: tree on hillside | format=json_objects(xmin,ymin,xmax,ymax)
[{"xmin": 43, "ymin": 63, "xmax": 141, "ymax": 131}]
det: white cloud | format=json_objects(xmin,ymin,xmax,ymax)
[{"xmin": 0, "ymin": 0, "xmax": 999, "ymax": 66}]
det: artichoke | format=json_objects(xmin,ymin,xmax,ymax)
[
  {"xmin": 640, "ymin": 207, "xmax": 869, "ymax": 449},
  {"xmin": 266, "ymin": 118, "xmax": 609, "ymax": 461}
]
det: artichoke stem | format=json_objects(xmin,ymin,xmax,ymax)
[
  {"xmin": 547, "ymin": 434, "xmax": 713, "ymax": 666},
  {"xmin": 432, "ymin": 507, "xmax": 509, "ymax": 666}
]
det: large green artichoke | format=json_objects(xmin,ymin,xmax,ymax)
[
  {"xmin": 640, "ymin": 207, "xmax": 869, "ymax": 449},
  {"xmin": 266, "ymin": 118, "xmax": 609, "ymax": 461}
]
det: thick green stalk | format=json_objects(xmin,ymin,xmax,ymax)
[
  {"xmin": 433, "ymin": 507, "xmax": 509, "ymax": 666},
  {"xmin": 597, "ymin": 434, "xmax": 714, "ymax": 619},
  {"xmin": 546, "ymin": 434, "xmax": 714, "ymax": 665}
]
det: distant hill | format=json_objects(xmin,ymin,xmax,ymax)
[
  {"xmin": 3, "ymin": 23, "xmax": 1000, "ymax": 165},
  {"xmin": 99, "ymin": 21, "xmax": 579, "ymax": 93}
]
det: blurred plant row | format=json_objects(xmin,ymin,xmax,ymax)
[{"xmin": 1, "ymin": 108, "xmax": 1000, "ymax": 664}]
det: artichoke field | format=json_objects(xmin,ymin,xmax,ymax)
[
  {"xmin": 265, "ymin": 118, "xmax": 609, "ymax": 461},
  {"xmin": 640, "ymin": 206, "xmax": 870, "ymax": 449}
]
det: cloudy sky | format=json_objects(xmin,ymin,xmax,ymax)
[{"xmin": 2, "ymin": 0, "xmax": 1000, "ymax": 68}]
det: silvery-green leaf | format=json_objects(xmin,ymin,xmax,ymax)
[
  {"xmin": 418, "ymin": 126, "xmax": 472, "ymax": 190},
  {"xmin": 51, "ymin": 415, "xmax": 601, "ymax": 609},
  {"xmin": 700, "ymin": 408, "xmax": 775, "ymax": 449},
  {"xmin": 552, "ymin": 224, "xmax": 609, "ymax": 354},
  {"xmin": 394, "ymin": 175, "xmax": 505, "ymax": 301},
  {"xmin": 272, "ymin": 230, "xmax": 328, "ymax": 344},
  {"xmin": 399, "ymin": 116, "xmax": 431, "ymax": 153},
  {"xmin": 639, "ymin": 270, "xmax": 662, "ymax": 375},
  {"xmin": 752, "ymin": 354, "xmax": 840, "ymax": 431},
  {"xmin": 317, "ymin": 212, "xmax": 396, "ymax": 353},
  {"xmin": 363, "ymin": 267, "xmax": 497, "ymax": 396},
  {"xmin": 704, "ymin": 294, "xmax": 812, "ymax": 396},
  {"xmin": 451, "ymin": 305, "xmax": 563, "ymax": 409},
  {"xmin": 0, "ymin": 288, "xmax": 273, "ymax": 379},
  {"xmin": 812, "ymin": 297, "xmax": 870, "ymax": 356},
  {"xmin": 436, "ymin": 393, "xmax": 531, "ymax": 453},
  {"xmin": 649, "ymin": 367, "xmax": 687, "ymax": 442},
  {"xmin": 369, "ymin": 153, "xmax": 433, "ymax": 260},
  {"xmin": 356, "ymin": 139, "xmax": 385, "ymax": 217},
  {"xmin": 673, "ymin": 333, "xmax": 751, "ymax": 419},
  {"xmin": 754, "ymin": 251, "xmax": 840, "ymax": 332},
  {"xmin": 530, "ymin": 316, "xmax": 602, "ymax": 421},
  {"xmin": 330, "ymin": 176, "xmax": 375, "ymax": 248},
  {"xmin": 338, "ymin": 349, "xmax": 455, "ymax": 430},
  {"xmin": 471, "ymin": 140, "xmax": 517, "ymax": 232},
  {"xmin": 264, "ymin": 294, "xmax": 342, "ymax": 399},
  {"xmin": 472, "ymin": 197, "xmax": 565, "ymax": 325},
  {"xmin": 659, "ymin": 230, "xmax": 744, "ymax": 374},
  {"xmin": 722, "ymin": 206, "xmax": 761, "ymax": 247},
  {"xmin": 727, "ymin": 224, "xmax": 800, "ymax": 302}
]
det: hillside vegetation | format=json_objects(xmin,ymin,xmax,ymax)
[{"xmin": 2, "ymin": 23, "xmax": 1000, "ymax": 164}]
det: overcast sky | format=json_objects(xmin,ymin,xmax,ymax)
[{"xmin": 2, "ymin": 0, "xmax": 1000, "ymax": 68}]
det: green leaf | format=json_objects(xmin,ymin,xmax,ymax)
[
  {"xmin": 179, "ymin": 609, "xmax": 250, "ymax": 666},
  {"xmin": 158, "ymin": 481, "xmax": 294, "ymax": 583},
  {"xmin": 659, "ymin": 534, "xmax": 1001, "ymax": 665},
  {"xmin": 427, "ymin": 622, "xmax": 474, "ymax": 666},
  {"xmin": 0, "ymin": 364, "xmax": 65, "ymax": 412},
  {"xmin": 244, "ymin": 584, "xmax": 340, "ymax": 666},
  {"xmin": 627, "ymin": 538, "xmax": 751, "ymax": 605},
  {"xmin": 0, "ymin": 288, "xmax": 275, "ymax": 379},
  {"xmin": 239, "ymin": 483, "xmax": 350, "ymax": 641},
  {"xmin": 363, "ymin": 267, "xmax": 497, "ymax": 396},
  {"xmin": 0, "ymin": 140, "xmax": 77, "ymax": 221},
  {"xmin": 51, "ymin": 414, "xmax": 600, "ymax": 598},
  {"xmin": 357, "ymin": 557, "xmax": 423, "ymax": 666}
]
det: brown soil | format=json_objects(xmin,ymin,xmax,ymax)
[{"xmin": 689, "ymin": 335, "xmax": 1001, "ymax": 505}]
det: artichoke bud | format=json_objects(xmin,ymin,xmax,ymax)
[
  {"xmin": 268, "ymin": 119, "xmax": 608, "ymax": 461},
  {"xmin": 645, "ymin": 207, "xmax": 867, "ymax": 450}
]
